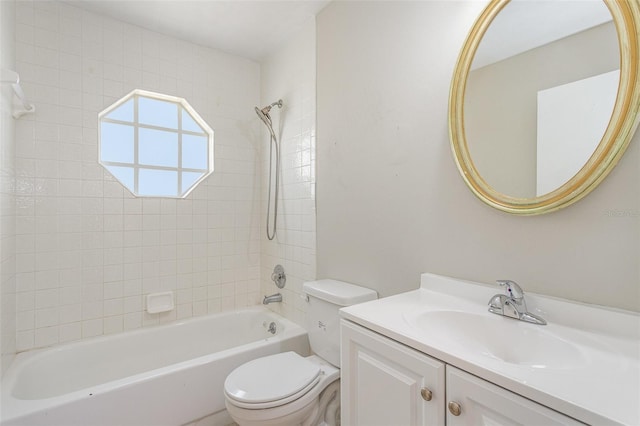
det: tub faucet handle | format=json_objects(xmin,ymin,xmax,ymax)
[{"xmin": 271, "ymin": 265, "xmax": 286, "ymax": 289}]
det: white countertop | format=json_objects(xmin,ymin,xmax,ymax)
[{"xmin": 340, "ymin": 273, "xmax": 640, "ymax": 426}]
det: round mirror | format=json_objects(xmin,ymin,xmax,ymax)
[{"xmin": 449, "ymin": 0, "xmax": 640, "ymax": 214}]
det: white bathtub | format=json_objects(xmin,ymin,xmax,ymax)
[{"xmin": 1, "ymin": 307, "xmax": 309, "ymax": 426}]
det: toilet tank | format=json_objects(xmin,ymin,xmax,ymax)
[{"xmin": 303, "ymin": 279, "xmax": 377, "ymax": 367}]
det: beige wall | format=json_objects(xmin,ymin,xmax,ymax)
[
  {"xmin": 1, "ymin": 0, "xmax": 17, "ymax": 374},
  {"xmin": 316, "ymin": 1, "xmax": 639, "ymax": 312},
  {"xmin": 466, "ymin": 22, "xmax": 618, "ymax": 198}
]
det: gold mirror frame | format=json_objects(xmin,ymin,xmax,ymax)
[{"xmin": 449, "ymin": 0, "xmax": 640, "ymax": 215}]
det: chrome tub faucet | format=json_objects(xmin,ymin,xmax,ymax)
[
  {"xmin": 263, "ymin": 293, "xmax": 282, "ymax": 305},
  {"xmin": 488, "ymin": 280, "xmax": 546, "ymax": 325}
]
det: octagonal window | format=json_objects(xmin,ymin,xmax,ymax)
[{"xmin": 99, "ymin": 90, "xmax": 214, "ymax": 198}]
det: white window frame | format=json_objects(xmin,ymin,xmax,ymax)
[{"xmin": 98, "ymin": 89, "xmax": 214, "ymax": 198}]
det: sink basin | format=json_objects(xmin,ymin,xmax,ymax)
[{"xmin": 404, "ymin": 310, "xmax": 587, "ymax": 369}]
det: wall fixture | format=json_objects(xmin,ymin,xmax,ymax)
[
  {"xmin": 449, "ymin": 0, "xmax": 640, "ymax": 215},
  {"xmin": 255, "ymin": 99, "xmax": 284, "ymax": 240},
  {"xmin": 272, "ymin": 264, "xmax": 286, "ymax": 288},
  {"xmin": 1, "ymin": 69, "xmax": 35, "ymax": 119}
]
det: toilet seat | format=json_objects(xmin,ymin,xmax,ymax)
[{"xmin": 224, "ymin": 352, "xmax": 321, "ymax": 409}]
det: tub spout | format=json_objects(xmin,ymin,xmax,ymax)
[{"xmin": 263, "ymin": 293, "xmax": 282, "ymax": 305}]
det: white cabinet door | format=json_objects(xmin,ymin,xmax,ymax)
[
  {"xmin": 341, "ymin": 320, "xmax": 446, "ymax": 426},
  {"xmin": 446, "ymin": 366, "xmax": 585, "ymax": 426}
]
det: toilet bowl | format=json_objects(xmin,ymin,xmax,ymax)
[
  {"xmin": 224, "ymin": 353, "xmax": 340, "ymax": 426},
  {"xmin": 224, "ymin": 279, "xmax": 377, "ymax": 426}
]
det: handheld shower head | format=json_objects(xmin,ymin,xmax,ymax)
[
  {"xmin": 257, "ymin": 99, "xmax": 283, "ymax": 116},
  {"xmin": 255, "ymin": 99, "xmax": 283, "ymax": 139},
  {"xmin": 255, "ymin": 106, "xmax": 270, "ymax": 123}
]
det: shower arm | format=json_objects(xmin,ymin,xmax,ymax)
[{"xmin": 259, "ymin": 100, "xmax": 283, "ymax": 117}]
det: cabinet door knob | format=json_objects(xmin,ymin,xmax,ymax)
[
  {"xmin": 448, "ymin": 401, "xmax": 462, "ymax": 416},
  {"xmin": 420, "ymin": 387, "xmax": 433, "ymax": 401}
]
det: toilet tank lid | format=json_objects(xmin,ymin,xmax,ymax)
[{"xmin": 303, "ymin": 279, "xmax": 377, "ymax": 306}]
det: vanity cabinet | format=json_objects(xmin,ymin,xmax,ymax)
[
  {"xmin": 341, "ymin": 320, "xmax": 446, "ymax": 425},
  {"xmin": 341, "ymin": 320, "xmax": 584, "ymax": 426},
  {"xmin": 446, "ymin": 366, "xmax": 583, "ymax": 426}
]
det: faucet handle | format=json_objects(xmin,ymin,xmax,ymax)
[{"xmin": 497, "ymin": 280, "xmax": 524, "ymax": 300}]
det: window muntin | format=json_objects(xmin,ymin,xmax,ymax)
[{"xmin": 98, "ymin": 90, "xmax": 214, "ymax": 198}]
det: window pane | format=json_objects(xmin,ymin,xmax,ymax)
[
  {"xmin": 182, "ymin": 134, "xmax": 208, "ymax": 170},
  {"xmin": 105, "ymin": 98, "xmax": 134, "ymax": 122},
  {"xmin": 182, "ymin": 109, "xmax": 204, "ymax": 133},
  {"xmin": 138, "ymin": 96, "xmax": 178, "ymax": 129},
  {"xmin": 100, "ymin": 122, "xmax": 134, "ymax": 163},
  {"xmin": 182, "ymin": 171, "xmax": 204, "ymax": 193},
  {"xmin": 139, "ymin": 128, "xmax": 178, "ymax": 167},
  {"xmin": 99, "ymin": 91, "xmax": 214, "ymax": 198},
  {"xmin": 139, "ymin": 168, "xmax": 177, "ymax": 197},
  {"xmin": 105, "ymin": 165, "xmax": 134, "ymax": 190}
]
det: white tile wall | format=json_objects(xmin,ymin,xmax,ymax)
[
  {"xmin": 260, "ymin": 21, "xmax": 317, "ymax": 326},
  {"xmin": 1, "ymin": 0, "xmax": 18, "ymax": 374},
  {"xmin": 12, "ymin": 0, "xmax": 262, "ymax": 352}
]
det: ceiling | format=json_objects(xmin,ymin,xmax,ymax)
[
  {"xmin": 65, "ymin": 0, "xmax": 331, "ymax": 61},
  {"xmin": 68, "ymin": 0, "xmax": 613, "ymax": 67}
]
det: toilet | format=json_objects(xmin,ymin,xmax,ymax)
[{"xmin": 224, "ymin": 279, "xmax": 377, "ymax": 426}]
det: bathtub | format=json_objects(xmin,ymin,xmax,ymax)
[{"xmin": 1, "ymin": 307, "xmax": 309, "ymax": 426}]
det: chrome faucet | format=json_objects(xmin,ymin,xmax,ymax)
[
  {"xmin": 488, "ymin": 280, "xmax": 546, "ymax": 325},
  {"xmin": 263, "ymin": 293, "xmax": 282, "ymax": 305}
]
